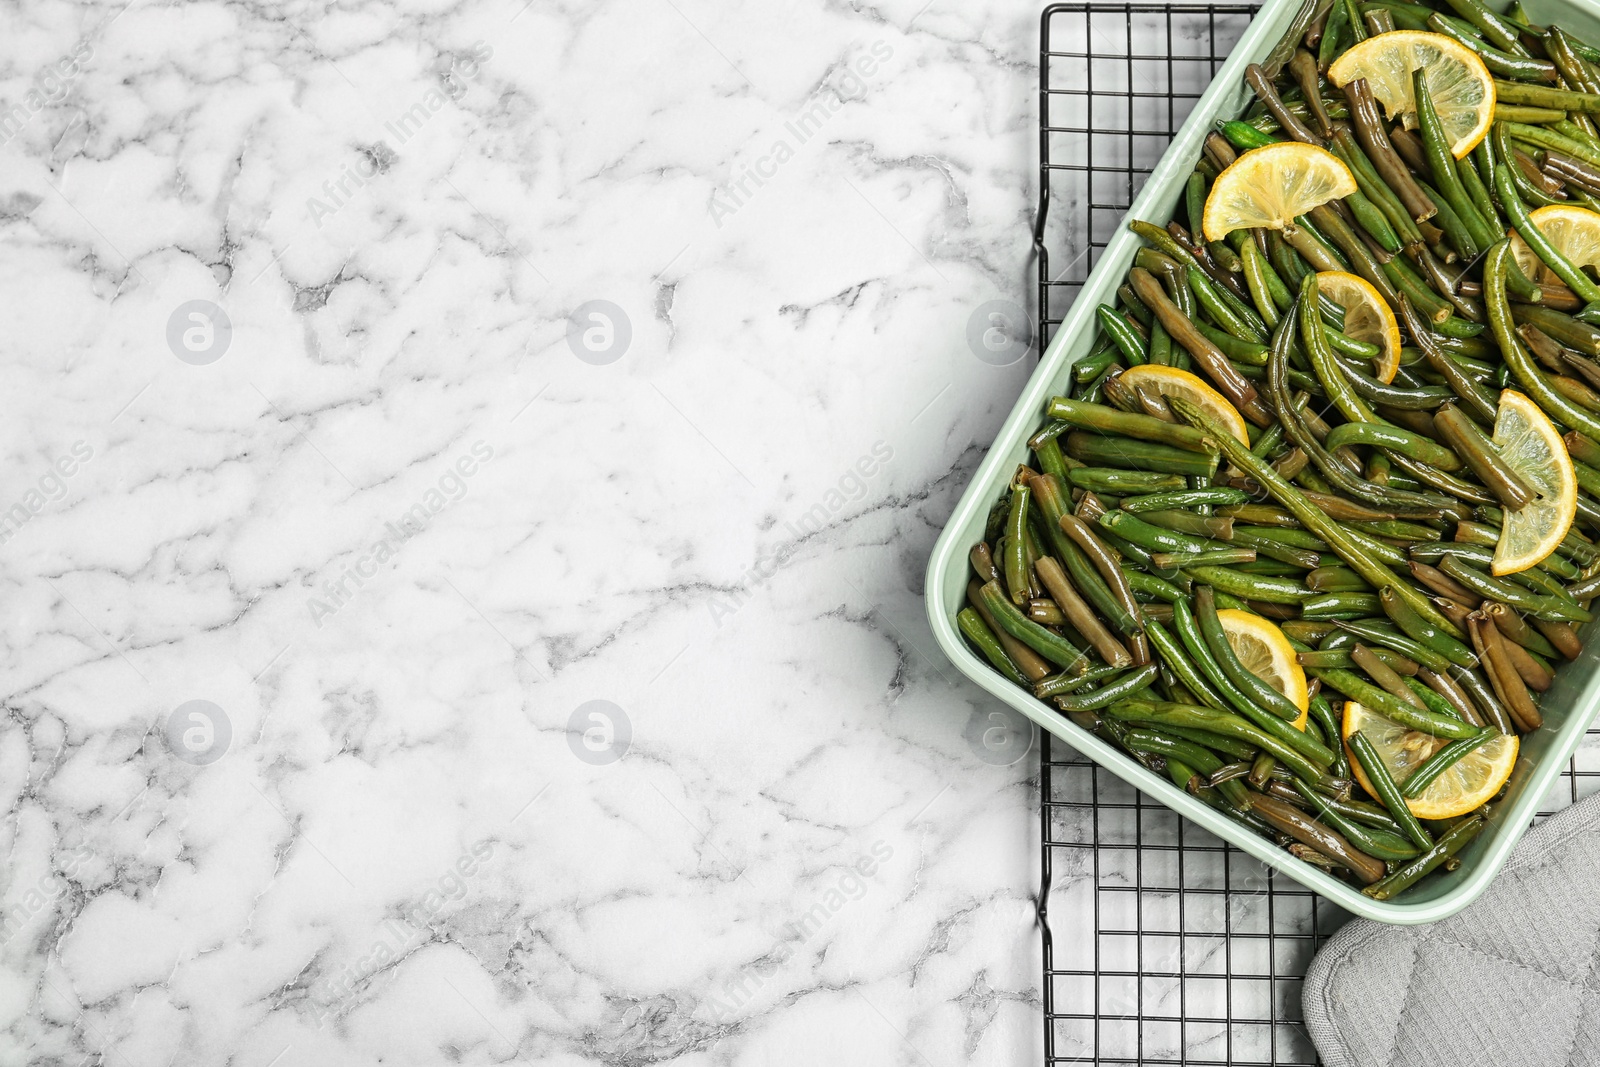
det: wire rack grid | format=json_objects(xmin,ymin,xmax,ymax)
[{"xmin": 1029, "ymin": 4, "xmax": 1600, "ymax": 1064}]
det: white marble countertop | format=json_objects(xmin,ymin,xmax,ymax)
[{"xmin": 0, "ymin": 0, "xmax": 1055, "ymax": 1062}]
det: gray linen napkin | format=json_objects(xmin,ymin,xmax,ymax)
[{"xmin": 1302, "ymin": 794, "xmax": 1600, "ymax": 1067}]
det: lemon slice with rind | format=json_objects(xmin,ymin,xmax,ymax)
[
  {"xmin": 1217, "ymin": 608, "xmax": 1309, "ymax": 728},
  {"xmin": 1327, "ymin": 31, "xmax": 1495, "ymax": 157},
  {"xmin": 1317, "ymin": 270, "xmax": 1403, "ymax": 384},
  {"xmin": 1343, "ymin": 701, "xmax": 1517, "ymax": 820},
  {"xmin": 1202, "ymin": 142, "xmax": 1357, "ymax": 242},
  {"xmin": 1491, "ymin": 389, "xmax": 1576, "ymax": 575},
  {"xmin": 1510, "ymin": 204, "xmax": 1600, "ymax": 287},
  {"xmin": 1119, "ymin": 365, "xmax": 1250, "ymax": 444}
]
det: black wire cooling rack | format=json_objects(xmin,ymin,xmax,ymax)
[{"xmin": 1029, "ymin": 4, "xmax": 1600, "ymax": 1064}]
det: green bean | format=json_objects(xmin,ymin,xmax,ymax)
[
  {"xmin": 1097, "ymin": 304, "xmax": 1149, "ymax": 366},
  {"xmin": 1121, "ymin": 488, "xmax": 1250, "ymax": 513},
  {"xmin": 1168, "ymin": 395, "xmax": 1468, "ymax": 638},
  {"xmin": 1303, "ymin": 592, "xmax": 1384, "ymax": 617},
  {"xmin": 1064, "ymin": 431, "xmax": 1222, "ymax": 477},
  {"xmin": 1291, "ymin": 779, "xmax": 1423, "ymax": 861},
  {"xmin": 1446, "ymin": 658, "xmax": 1517, "ymax": 734},
  {"xmin": 1428, "ymin": 13, "xmax": 1557, "ymax": 81},
  {"xmin": 1471, "ymin": 611, "xmax": 1544, "ymax": 730},
  {"xmin": 1144, "ymin": 618, "xmax": 1233, "ymax": 713},
  {"xmin": 1045, "ymin": 396, "xmax": 1219, "ymax": 453},
  {"xmin": 1104, "ymin": 698, "xmax": 1334, "ymax": 781},
  {"xmin": 1300, "ymin": 274, "xmax": 1382, "ymax": 425},
  {"xmin": 1416, "ymin": 71, "xmax": 1499, "ymax": 251},
  {"xmin": 1331, "ymin": 363, "xmax": 1459, "ymax": 415},
  {"xmin": 1190, "ymin": 266, "xmax": 1268, "ymax": 343},
  {"xmin": 1311, "ymin": 666, "xmax": 1483, "ymax": 741},
  {"xmin": 1401, "ymin": 730, "xmax": 1498, "ymax": 799},
  {"xmin": 1195, "ymin": 321, "xmax": 1271, "ymax": 365},
  {"xmin": 1065, "ymin": 511, "xmax": 1150, "ymax": 646},
  {"xmin": 1375, "ymin": 586, "xmax": 1480, "ymax": 668},
  {"xmin": 1308, "ymin": 692, "xmax": 1352, "ymax": 779},
  {"xmin": 1439, "ymin": 554, "xmax": 1594, "ymax": 621},
  {"xmin": 1034, "ymin": 662, "xmax": 1130, "ymax": 699},
  {"xmin": 1363, "ymin": 813, "xmax": 1485, "ymax": 899},
  {"xmin": 1330, "ymin": 127, "xmax": 1425, "ymax": 246},
  {"xmin": 1497, "ymin": 79, "xmax": 1600, "ymax": 114},
  {"xmin": 1486, "ymin": 239, "xmax": 1600, "ymax": 444},
  {"xmin": 1333, "ymin": 618, "xmax": 1453, "ymax": 673},
  {"xmin": 1321, "ymin": 421, "xmax": 1463, "ymax": 470},
  {"xmin": 1496, "ymin": 103, "xmax": 1566, "ymax": 123},
  {"xmin": 1004, "ymin": 482, "xmax": 1032, "ymax": 604},
  {"xmin": 1306, "ymin": 567, "xmax": 1373, "ymax": 592},
  {"xmin": 1185, "ymin": 565, "xmax": 1315, "ymax": 604},
  {"xmin": 1457, "ymin": 150, "xmax": 1504, "ymax": 243},
  {"xmin": 1346, "ymin": 187, "xmax": 1403, "ymax": 253},
  {"xmin": 968, "ymin": 580, "xmax": 1054, "ymax": 682},
  {"xmin": 977, "ymin": 579, "xmax": 1090, "ymax": 672},
  {"xmin": 1124, "ymin": 728, "xmax": 1228, "ymax": 779},
  {"xmin": 1154, "ymin": 549, "xmax": 1260, "ymax": 567},
  {"xmin": 1483, "ymin": 600, "xmax": 1561, "ymax": 660},
  {"xmin": 957, "ymin": 608, "xmax": 1028, "ymax": 686},
  {"xmin": 1035, "ymin": 555, "xmax": 1134, "ymax": 668},
  {"xmin": 1320, "ymin": 0, "xmax": 1351, "ymax": 67},
  {"xmin": 1348, "ymin": 78, "xmax": 1442, "ymax": 225},
  {"xmin": 1129, "ymin": 267, "xmax": 1273, "ymax": 426},
  {"xmin": 1161, "ymin": 723, "xmax": 1261, "ymax": 762},
  {"xmin": 1510, "ymin": 304, "xmax": 1600, "ymax": 355},
  {"xmin": 1246, "ymin": 791, "xmax": 1387, "ymax": 883},
  {"xmin": 1195, "ymin": 586, "xmax": 1321, "ymax": 732},
  {"xmin": 1073, "ymin": 342, "xmax": 1121, "ymax": 385},
  {"xmin": 1431, "ymin": 403, "xmax": 1537, "ymax": 510},
  {"xmin": 1495, "ymin": 168, "xmax": 1600, "ymax": 304},
  {"xmin": 1348, "ymin": 731, "xmax": 1439, "ymax": 850},
  {"xmin": 1440, "ymin": 0, "xmax": 1523, "ymax": 50},
  {"xmin": 1054, "ymin": 663, "xmax": 1161, "ymax": 710},
  {"xmin": 1099, "ymin": 511, "xmax": 1229, "ymax": 556},
  {"xmin": 1397, "ymin": 676, "xmax": 1464, "ymax": 727},
  {"xmin": 1309, "ymin": 203, "xmax": 1403, "ymax": 306},
  {"xmin": 1138, "ymin": 509, "xmax": 1234, "ymax": 539},
  {"xmin": 1353, "ymin": 641, "xmax": 1425, "ymax": 699},
  {"xmin": 1067, "ymin": 467, "xmax": 1187, "ymax": 495}
]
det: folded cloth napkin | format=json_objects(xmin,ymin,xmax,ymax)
[{"xmin": 1302, "ymin": 794, "xmax": 1600, "ymax": 1067}]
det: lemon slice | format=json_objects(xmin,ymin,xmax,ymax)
[
  {"xmin": 1343, "ymin": 701, "xmax": 1517, "ymax": 820},
  {"xmin": 1327, "ymin": 31, "xmax": 1494, "ymax": 158},
  {"xmin": 1509, "ymin": 204, "xmax": 1600, "ymax": 286},
  {"xmin": 1119, "ymin": 365, "xmax": 1250, "ymax": 444},
  {"xmin": 1491, "ymin": 389, "xmax": 1576, "ymax": 575},
  {"xmin": 1317, "ymin": 270, "xmax": 1403, "ymax": 384},
  {"xmin": 1216, "ymin": 608, "xmax": 1309, "ymax": 728},
  {"xmin": 1202, "ymin": 142, "xmax": 1358, "ymax": 242}
]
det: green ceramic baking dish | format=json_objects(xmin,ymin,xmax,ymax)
[{"xmin": 925, "ymin": 0, "xmax": 1600, "ymax": 923}]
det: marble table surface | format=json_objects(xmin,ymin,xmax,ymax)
[{"xmin": 0, "ymin": 0, "xmax": 1058, "ymax": 1062}]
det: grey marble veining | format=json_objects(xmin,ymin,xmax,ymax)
[{"xmin": 0, "ymin": 0, "xmax": 1057, "ymax": 1062}]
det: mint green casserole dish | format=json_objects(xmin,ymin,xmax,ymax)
[{"xmin": 925, "ymin": 0, "xmax": 1600, "ymax": 923}]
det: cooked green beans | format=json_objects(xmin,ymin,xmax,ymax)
[
  {"xmin": 953, "ymin": 18, "xmax": 1600, "ymax": 901},
  {"xmin": 1348, "ymin": 731, "xmax": 1437, "ymax": 850},
  {"xmin": 1364, "ymin": 814, "xmax": 1486, "ymax": 900}
]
